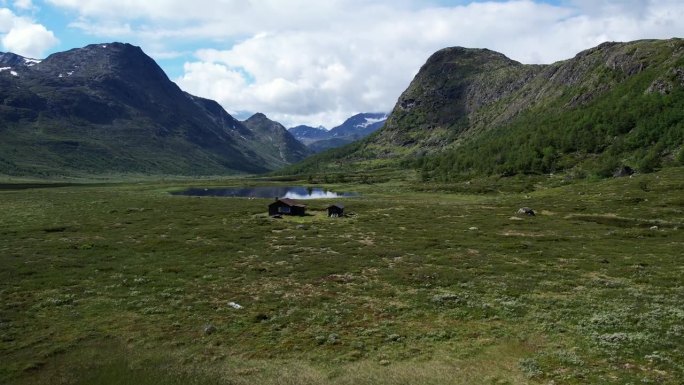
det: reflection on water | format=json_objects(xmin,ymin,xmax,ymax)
[{"xmin": 171, "ymin": 186, "xmax": 357, "ymax": 199}]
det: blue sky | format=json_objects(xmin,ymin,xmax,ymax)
[{"xmin": 1, "ymin": 0, "xmax": 682, "ymax": 127}]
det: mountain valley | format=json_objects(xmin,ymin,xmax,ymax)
[
  {"xmin": 288, "ymin": 113, "xmax": 387, "ymax": 153},
  {"xmin": 1, "ymin": 37, "xmax": 683, "ymax": 385}
]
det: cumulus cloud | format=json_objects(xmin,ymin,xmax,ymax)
[
  {"xmin": 44, "ymin": 0, "xmax": 684, "ymax": 127},
  {"xmin": 13, "ymin": 0, "xmax": 35, "ymax": 11},
  {"xmin": 0, "ymin": 8, "xmax": 58, "ymax": 57},
  {"xmin": 176, "ymin": 29, "xmax": 425, "ymax": 127}
]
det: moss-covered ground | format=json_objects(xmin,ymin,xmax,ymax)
[{"xmin": 1, "ymin": 169, "xmax": 682, "ymax": 384}]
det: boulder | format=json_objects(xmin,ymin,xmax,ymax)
[
  {"xmin": 203, "ymin": 324, "xmax": 217, "ymax": 335},
  {"xmin": 612, "ymin": 166, "xmax": 635, "ymax": 178},
  {"xmin": 517, "ymin": 207, "xmax": 536, "ymax": 216}
]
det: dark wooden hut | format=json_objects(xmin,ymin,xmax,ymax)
[
  {"xmin": 269, "ymin": 198, "xmax": 306, "ymax": 216},
  {"xmin": 327, "ymin": 203, "xmax": 344, "ymax": 217}
]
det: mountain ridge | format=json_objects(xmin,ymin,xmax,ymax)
[
  {"xmin": 288, "ymin": 125, "xmax": 329, "ymax": 145},
  {"xmin": 0, "ymin": 42, "xmax": 308, "ymax": 177},
  {"xmin": 283, "ymin": 38, "xmax": 684, "ymax": 178},
  {"xmin": 243, "ymin": 113, "xmax": 311, "ymax": 164},
  {"xmin": 288, "ymin": 112, "xmax": 387, "ymax": 153}
]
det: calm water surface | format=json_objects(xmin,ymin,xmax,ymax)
[{"xmin": 172, "ymin": 186, "xmax": 357, "ymax": 199}]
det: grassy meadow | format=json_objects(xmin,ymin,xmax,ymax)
[{"xmin": 1, "ymin": 169, "xmax": 683, "ymax": 384}]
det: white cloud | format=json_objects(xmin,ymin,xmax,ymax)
[
  {"xmin": 0, "ymin": 8, "xmax": 58, "ymax": 57},
  {"xmin": 175, "ymin": 29, "xmax": 420, "ymax": 127},
  {"xmin": 43, "ymin": 0, "xmax": 684, "ymax": 127},
  {"xmin": 0, "ymin": 8, "xmax": 17, "ymax": 29},
  {"xmin": 68, "ymin": 19, "xmax": 133, "ymax": 36},
  {"xmin": 13, "ymin": 0, "xmax": 34, "ymax": 11}
]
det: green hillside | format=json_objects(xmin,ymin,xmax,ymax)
[{"xmin": 281, "ymin": 39, "xmax": 684, "ymax": 180}]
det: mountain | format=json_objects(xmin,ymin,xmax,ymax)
[
  {"xmin": 283, "ymin": 39, "xmax": 684, "ymax": 178},
  {"xmin": 0, "ymin": 42, "xmax": 308, "ymax": 177},
  {"xmin": 242, "ymin": 113, "xmax": 310, "ymax": 164},
  {"xmin": 288, "ymin": 125, "xmax": 329, "ymax": 145},
  {"xmin": 329, "ymin": 112, "xmax": 387, "ymax": 139},
  {"xmin": 288, "ymin": 113, "xmax": 387, "ymax": 153},
  {"xmin": 0, "ymin": 52, "xmax": 39, "ymax": 67},
  {"xmin": 307, "ymin": 137, "xmax": 357, "ymax": 153}
]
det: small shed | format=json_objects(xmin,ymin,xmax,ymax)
[
  {"xmin": 269, "ymin": 198, "xmax": 306, "ymax": 216},
  {"xmin": 327, "ymin": 203, "xmax": 344, "ymax": 217}
]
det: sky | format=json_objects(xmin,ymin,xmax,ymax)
[{"xmin": 0, "ymin": 1, "xmax": 683, "ymax": 128}]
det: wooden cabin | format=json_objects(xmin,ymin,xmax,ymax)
[
  {"xmin": 327, "ymin": 203, "xmax": 344, "ymax": 217},
  {"xmin": 269, "ymin": 198, "xmax": 306, "ymax": 216}
]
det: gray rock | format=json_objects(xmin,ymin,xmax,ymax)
[
  {"xmin": 327, "ymin": 333, "xmax": 340, "ymax": 344},
  {"xmin": 386, "ymin": 334, "xmax": 402, "ymax": 342},
  {"xmin": 612, "ymin": 166, "xmax": 634, "ymax": 178},
  {"xmin": 431, "ymin": 293, "xmax": 460, "ymax": 303},
  {"xmin": 203, "ymin": 324, "xmax": 217, "ymax": 335},
  {"xmin": 517, "ymin": 207, "xmax": 536, "ymax": 216}
]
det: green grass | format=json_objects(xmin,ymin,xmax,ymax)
[{"xmin": 1, "ymin": 169, "xmax": 683, "ymax": 384}]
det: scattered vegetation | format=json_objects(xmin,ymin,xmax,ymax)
[{"xmin": 1, "ymin": 168, "xmax": 682, "ymax": 384}]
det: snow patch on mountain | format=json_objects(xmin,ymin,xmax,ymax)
[
  {"xmin": 356, "ymin": 114, "xmax": 388, "ymax": 128},
  {"xmin": 23, "ymin": 58, "xmax": 41, "ymax": 66},
  {"xmin": 289, "ymin": 112, "xmax": 387, "ymax": 152}
]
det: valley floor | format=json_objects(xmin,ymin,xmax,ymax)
[{"xmin": 1, "ymin": 169, "xmax": 683, "ymax": 384}]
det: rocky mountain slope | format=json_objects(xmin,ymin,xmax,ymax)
[
  {"xmin": 242, "ymin": 113, "xmax": 310, "ymax": 164},
  {"xmin": 285, "ymin": 39, "xmax": 684, "ymax": 178},
  {"xmin": 288, "ymin": 113, "xmax": 387, "ymax": 153},
  {"xmin": 0, "ymin": 43, "xmax": 308, "ymax": 177}
]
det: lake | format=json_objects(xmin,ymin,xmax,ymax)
[{"xmin": 171, "ymin": 186, "xmax": 357, "ymax": 199}]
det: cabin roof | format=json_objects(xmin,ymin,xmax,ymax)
[
  {"xmin": 328, "ymin": 203, "xmax": 344, "ymax": 209},
  {"xmin": 271, "ymin": 198, "xmax": 306, "ymax": 208}
]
